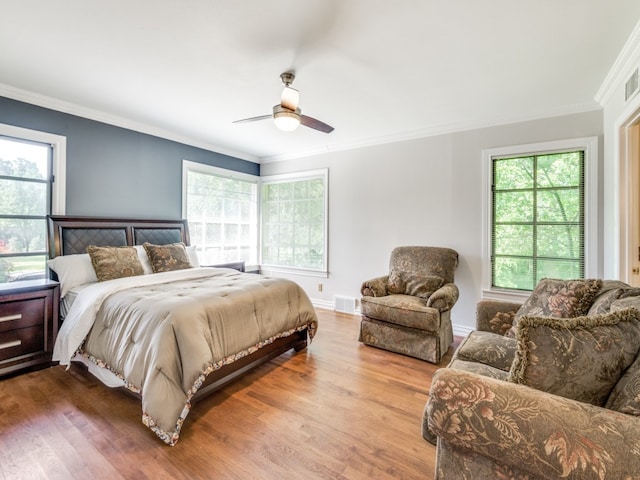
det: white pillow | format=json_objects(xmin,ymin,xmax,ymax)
[
  {"xmin": 134, "ymin": 245, "xmax": 154, "ymax": 274},
  {"xmin": 47, "ymin": 254, "xmax": 98, "ymax": 298},
  {"xmin": 186, "ymin": 245, "xmax": 200, "ymax": 268}
]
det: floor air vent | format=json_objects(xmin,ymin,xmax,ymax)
[{"xmin": 334, "ymin": 295, "xmax": 357, "ymax": 314}]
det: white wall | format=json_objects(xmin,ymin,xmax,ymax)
[{"xmin": 261, "ymin": 111, "xmax": 603, "ymax": 334}]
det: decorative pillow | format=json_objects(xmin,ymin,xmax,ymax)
[
  {"xmin": 514, "ymin": 278, "xmax": 603, "ymax": 322},
  {"xmin": 143, "ymin": 242, "xmax": 192, "ymax": 273},
  {"xmin": 489, "ymin": 310, "xmax": 516, "ymax": 336},
  {"xmin": 619, "ymin": 287, "xmax": 640, "ymax": 299},
  {"xmin": 506, "ymin": 278, "xmax": 603, "ymax": 338},
  {"xmin": 47, "ymin": 253, "xmax": 98, "ymax": 298},
  {"xmin": 507, "ymin": 308, "xmax": 640, "ymax": 406},
  {"xmin": 387, "ymin": 270, "xmax": 444, "ymax": 299},
  {"xmin": 611, "ymin": 295, "xmax": 640, "ymax": 313},
  {"xmin": 87, "ymin": 245, "xmax": 145, "ymax": 282},
  {"xmin": 605, "ymin": 353, "xmax": 640, "ymax": 416},
  {"xmin": 587, "ymin": 288, "xmax": 626, "ymax": 315}
]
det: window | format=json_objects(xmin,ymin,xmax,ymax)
[
  {"xmin": 0, "ymin": 124, "xmax": 66, "ymax": 283},
  {"xmin": 482, "ymin": 137, "xmax": 598, "ymax": 299},
  {"xmin": 261, "ymin": 169, "xmax": 328, "ymax": 275},
  {"xmin": 182, "ymin": 161, "xmax": 258, "ymax": 267}
]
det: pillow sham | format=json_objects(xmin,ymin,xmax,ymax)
[
  {"xmin": 143, "ymin": 242, "xmax": 192, "ymax": 273},
  {"xmin": 507, "ymin": 308, "xmax": 640, "ymax": 406},
  {"xmin": 47, "ymin": 253, "xmax": 98, "ymax": 298},
  {"xmin": 87, "ymin": 245, "xmax": 145, "ymax": 281},
  {"xmin": 134, "ymin": 244, "xmax": 199, "ymax": 272}
]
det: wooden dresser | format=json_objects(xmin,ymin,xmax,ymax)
[{"xmin": 0, "ymin": 279, "xmax": 60, "ymax": 376}]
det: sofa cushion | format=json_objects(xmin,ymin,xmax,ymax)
[
  {"xmin": 360, "ymin": 295, "xmax": 440, "ymax": 331},
  {"xmin": 606, "ymin": 353, "xmax": 640, "ymax": 416},
  {"xmin": 387, "ymin": 270, "xmax": 444, "ymax": 299},
  {"xmin": 508, "ymin": 278, "xmax": 602, "ymax": 337},
  {"xmin": 508, "ymin": 308, "xmax": 640, "ymax": 406},
  {"xmin": 453, "ymin": 330, "xmax": 516, "ymax": 372},
  {"xmin": 447, "ymin": 358, "xmax": 509, "ymax": 381}
]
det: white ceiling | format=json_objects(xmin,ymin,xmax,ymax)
[{"xmin": 1, "ymin": 1, "xmax": 640, "ymax": 163}]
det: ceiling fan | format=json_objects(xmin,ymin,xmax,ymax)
[{"xmin": 233, "ymin": 72, "xmax": 334, "ymax": 134}]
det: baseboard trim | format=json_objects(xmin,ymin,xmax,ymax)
[
  {"xmin": 452, "ymin": 323, "xmax": 473, "ymax": 337},
  {"xmin": 310, "ymin": 299, "xmax": 335, "ymax": 311}
]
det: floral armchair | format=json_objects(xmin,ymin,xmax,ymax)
[
  {"xmin": 424, "ymin": 278, "xmax": 640, "ymax": 479},
  {"xmin": 358, "ymin": 246, "xmax": 459, "ymax": 363}
]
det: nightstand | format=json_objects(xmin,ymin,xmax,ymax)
[{"xmin": 0, "ymin": 279, "xmax": 60, "ymax": 376}]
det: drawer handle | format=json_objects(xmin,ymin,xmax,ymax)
[
  {"xmin": 0, "ymin": 339, "xmax": 21, "ymax": 350},
  {"xmin": 0, "ymin": 313, "xmax": 22, "ymax": 323}
]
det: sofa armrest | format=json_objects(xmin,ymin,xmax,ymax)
[
  {"xmin": 427, "ymin": 368, "xmax": 640, "ymax": 480},
  {"xmin": 476, "ymin": 299, "xmax": 522, "ymax": 334},
  {"xmin": 426, "ymin": 283, "xmax": 459, "ymax": 312},
  {"xmin": 361, "ymin": 275, "xmax": 389, "ymax": 297}
]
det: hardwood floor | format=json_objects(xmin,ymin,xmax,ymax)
[{"xmin": 0, "ymin": 309, "xmax": 458, "ymax": 480}]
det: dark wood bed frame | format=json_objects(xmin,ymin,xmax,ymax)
[{"xmin": 47, "ymin": 215, "xmax": 308, "ymax": 402}]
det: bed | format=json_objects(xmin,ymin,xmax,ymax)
[{"xmin": 47, "ymin": 215, "xmax": 318, "ymax": 446}]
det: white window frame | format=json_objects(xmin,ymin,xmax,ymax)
[
  {"xmin": 181, "ymin": 160, "xmax": 259, "ymax": 270},
  {"xmin": 0, "ymin": 123, "xmax": 66, "ymax": 215},
  {"xmin": 0, "ymin": 123, "xmax": 66, "ymax": 282},
  {"xmin": 481, "ymin": 137, "xmax": 599, "ymax": 302},
  {"xmin": 260, "ymin": 168, "xmax": 329, "ymax": 278}
]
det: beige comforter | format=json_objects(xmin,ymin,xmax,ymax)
[{"xmin": 53, "ymin": 268, "xmax": 318, "ymax": 445}]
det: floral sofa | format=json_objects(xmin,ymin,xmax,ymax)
[{"xmin": 423, "ymin": 278, "xmax": 640, "ymax": 480}]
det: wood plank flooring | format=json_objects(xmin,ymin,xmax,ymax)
[{"xmin": 0, "ymin": 309, "xmax": 458, "ymax": 480}]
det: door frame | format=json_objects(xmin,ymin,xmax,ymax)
[{"xmin": 619, "ymin": 106, "xmax": 640, "ymax": 285}]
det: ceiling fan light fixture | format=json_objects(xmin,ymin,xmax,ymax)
[
  {"xmin": 281, "ymin": 85, "xmax": 299, "ymax": 111},
  {"xmin": 233, "ymin": 73, "xmax": 333, "ymax": 134},
  {"xmin": 273, "ymin": 106, "xmax": 301, "ymax": 131}
]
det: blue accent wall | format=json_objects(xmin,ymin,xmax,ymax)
[{"xmin": 0, "ymin": 96, "xmax": 259, "ymax": 218}]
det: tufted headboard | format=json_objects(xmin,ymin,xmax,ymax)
[{"xmin": 48, "ymin": 215, "xmax": 190, "ymax": 258}]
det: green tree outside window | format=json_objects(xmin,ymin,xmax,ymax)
[
  {"xmin": 492, "ymin": 151, "xmax": 584, "ymax": 290},
  {"xmin": 0, "ymin": 138, "xmax": 50, "ymax": 282}
]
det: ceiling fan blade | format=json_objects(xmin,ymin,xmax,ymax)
[
  {"xmin": 281, "ymin": 86, "xmax": 299, "ymax": 111},
  {"xmin": 300, "ymin": 115, "xmax": 334, "ymax": 133},
  {"xmin": 232, "ymin": 114, "xmax": 272, "ymax": 124}
]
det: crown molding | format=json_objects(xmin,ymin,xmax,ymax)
[
  {"xmin": 259, "ymin": 101, "xmax": 601, "ymax": 163},
  {"xmin": 0, "ymin": 81, "xmax": 601, "ymax": 166},
  {"xmin": 0, "ymin": 83, "xmax": 259, "ymax": 163},
  {"xmin": 595, "ymin": 19, "xmax": 640, "ymax": 106}
]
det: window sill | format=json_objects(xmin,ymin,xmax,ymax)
[
  {"xmin": 481, "ymin": 288, "xmax": 531, "ymax": 304},
  {"xmin": 260, "ymin": 266, "xmax": 328, "ymax": 279}
]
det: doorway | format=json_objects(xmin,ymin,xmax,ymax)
[{"xmin": 620, "ymin": 108, "xmax": 640, "ymax": 286}]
